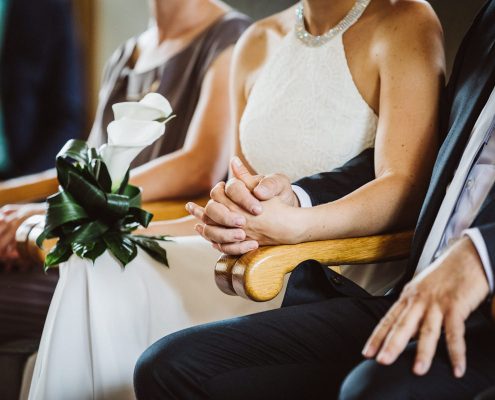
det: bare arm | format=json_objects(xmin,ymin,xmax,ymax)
[
  {"xmin": 188, "ymin": 3, "xmax": 446, "ymax": 252},
  {"xmin": 289, "ymin": 3, "xmax": 445, "ymax": 242},
  {"xmin": 131, "ymin": 46, "xmax": 235, "ymax": 201}
]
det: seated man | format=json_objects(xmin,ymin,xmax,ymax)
[{"xmin": 133, "ymin": 0, "xmax": 495, "ymax": 398}]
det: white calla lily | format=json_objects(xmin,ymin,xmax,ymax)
[
  {"xmin": 101, "ymin": 118, "xmax": 166, "ymax": 191},
  {"xmin": 112, "ymin": 92, "xmax": 173, "ymax": 121}
]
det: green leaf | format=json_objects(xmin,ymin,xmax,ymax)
[
  {"xmin": 65, "ymin": 169, "xmax": 107, "ymax": 213},
  {"xmin": 89, "ymin": 158, "xmax": 112, "ymax": 193},
  {"xmin": 37, "ymin": 191, "xmax": 89, "ymax": 246},
  {"xmin": 56, "ymin": 139, "xmax": 89, "ymax": 165},
  {"xmin": 117, "ymin": 170, "xmax": 131, "ymax": 194},
  {"xmin": 44, "ymin": 242, "xmax": 72, "ymax": 270},
  {"xmin": 130, "ymin": 235, "xmax": 170, "ymax": 267},
  {"xmin": 127, "ymin": 207, "xmax": 153, "ymax": 228},
  {"xmin": 65, "ymin": 220, "xmax": 109, "ymax": 243},
  {"xmin": 103, "ymin": 233, "xmax": 138, "ymax": 267},
  {"xmin": 72, "ymin": 239, "xmax": 106, "ymax": 262},
  {"xmin": 106, "ymin": 193, "xmax": 131, "ymax": 218}
]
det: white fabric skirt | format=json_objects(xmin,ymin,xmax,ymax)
[{"xmin": 26, "ymin": 236, "xmax": 284, "ymax": 400}]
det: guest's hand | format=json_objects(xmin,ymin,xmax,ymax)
[
  {"xmin": 0, "ymin": 203, "xmax": 46, "ymax": 263},
  {"xmin": 362, "ymin": 237, "xmax": 490, "ymax": 378}
]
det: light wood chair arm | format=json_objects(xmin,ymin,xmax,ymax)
[
  {"xmin": 0, "ymin": 176, "xmax": 59, "ymax": 205},
  {"xmin": 143, "ymin": 197, "xmax": 208, "ymax": 221},
  {"xmin": 215, "ymin": 231, "xmax": 414, "ymax": 302},
  {"xmin": 16, "ymin": 197, "xmax": 209, "ymax": 263}
]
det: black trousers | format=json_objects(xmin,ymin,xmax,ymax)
[
  {"xmin": 476, "ymin": 387, "xmax": 495, "ymax": 400},
  {"xmin": 0, "ymin": 266, "xmax": 58, "ymax": 343},
  {"xmin": 134, "ymin": 263, "xmax": 495, "ymax": 400}
]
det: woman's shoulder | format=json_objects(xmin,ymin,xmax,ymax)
[
  {"xmin": 232, "ymin": 6, "xmax": 295, "ymax": 72},
  {"xmin": 368, "ymin": 0, "xmax": 444, "ymax": 69},
  {"xmin": 372, "ymin": 0, "xmax": 442, "ymax": 41},
  {"xmin": 230, "ymin": 6, "xmax": 297, "ymax": 100},
  {"xmin": 201, "ymin": 10, "xmax": 253, "ymax": 46}
]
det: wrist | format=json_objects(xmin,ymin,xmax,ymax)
[
  {"xmin": 290, "ymin": 207, "xmax": 313, "ymax": 243},
  {"xmin": 459, "ymin": 237, "xmax": 490, "ymax": 297}
]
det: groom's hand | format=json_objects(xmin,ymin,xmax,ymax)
[{"xmin": 362, "ymin": 237, "xmax": 490, "ymax": 378}]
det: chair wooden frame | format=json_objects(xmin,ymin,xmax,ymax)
[{"xmin": 215, "ymin": 231, "xmax": 414, "ymax": 302}]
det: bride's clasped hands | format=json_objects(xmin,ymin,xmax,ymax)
[{"xmin": 188, "ymin": 156, "xmax": 307, "ymax": 254}]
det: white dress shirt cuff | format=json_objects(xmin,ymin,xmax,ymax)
[
  {"xmin": 463, "ymin": 228, "xmax": 494, "ymax": 293},
  {"xmin": 292, "ymin": 185, "xmax": 312, "ymax": 208}
]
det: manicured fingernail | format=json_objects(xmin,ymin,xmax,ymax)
[
  {"xmin": 194, "ymin": 224, "xmax": 202, "ymax": 233},
  {"xmin": 454, "ymin": 365, "xmax": 465, "ymax": 378},
  {"xmin": 377, "ymin": 351, "xmax": 392, "ymax": 364},
  {"xmin": 247, "ymin": 243, "xmax": 258, "ymax": 251},
  {"xmin": 234, "ymin": 217, "xmax": 245, "ymax": 226},
  {"xmin": 255, "ymin": 186, "xmax": 267, "ymax": 196},
  {"xmin": 232, "ymin": 156, "xmax": 242, "ymax": 167},
  {"xmin": 414, "ymin": 361, "xmax": 426, "ymax": 375},
  {"xmin": 185, "ymin": 203, "xmax": 192, "ymax": 212},
  {"xmin": 362, "ymin": 344, "xmax": 373, "ymax": 358},
  {"xmin": 251, "ymin": 205, "xmax": 262, "ymax": 215}
]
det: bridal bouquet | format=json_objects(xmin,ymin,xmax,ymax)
[{"xmin": 37, "ymin": 93, "xmax": 175, "ymax": 269}]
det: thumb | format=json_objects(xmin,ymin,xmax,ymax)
[
  {"xmin": 253, "ymin": 174, "xmax": 288, "ymax": 201},
  {"xmin": 231, "ymin": 157, "xmax": 261, "ymax": 190}
]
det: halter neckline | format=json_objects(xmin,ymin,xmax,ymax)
[{"xmin": 295, "ymin": 0, "xmax": 372, "ymax": 47}]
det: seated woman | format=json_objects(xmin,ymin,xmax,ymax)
[
  {"xmin": 0, "ymin": 0, "xmax": 250, "ymax": 353},
  {"xmin": 22, "ymin": 0, "xmax": 444, "ymax": 398},
  {"xmin": 133, "ymin": 0, "xmax": 446, "ymax": 398}
]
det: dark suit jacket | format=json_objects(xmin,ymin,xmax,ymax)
[
  {"xmin": 294, "ymin": 0, "xmax": 495, "ymax": 288},
  {"xmin": 0, "ymin": 0, "xmax": 85, "ymax": 178}
]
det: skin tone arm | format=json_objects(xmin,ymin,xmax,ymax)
[
  {"xmin": 132, "ymin": 46, "xmax": 235, "ymax": 201},
  {"xmin": 188, "ymin": 3, "xmax": 446, "ymax": 251},
  {"xmin": 0, "ymin": 45, "xmax": 235, "ymax": 259}
]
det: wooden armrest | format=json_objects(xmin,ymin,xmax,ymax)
[
  {"xmin": 16, "ymin": 197, "xmax": 208, "ymax": 263},
  {"xmin": 0, "ymin": 176, "xmax": 59, "ymax": 205},
  {"xmin": 215, "ymin": 231, "xmax": 414, "ymax": 302},
  {"xmin": 143, "ymin": 197, "xmax": 208, "ymax": 220}
]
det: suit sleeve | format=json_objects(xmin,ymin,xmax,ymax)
[
  {"xmin": 292, "ymin": 148, "xmax": 375, "ymax": 206},
  {"xmin": 472, "ymin": 222, "xmax": 495, "ymax": 292},
  {"xmin": 469, "ymin": 189, "xmax": 495, "ymax": 293}
]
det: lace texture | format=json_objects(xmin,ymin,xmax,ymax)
[{"xmin": 240, "ymin": 30, "xmax": 378, "ymax": 182}]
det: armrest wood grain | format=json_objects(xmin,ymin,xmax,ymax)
[
  {"xmin": 0, "ymin": 176, "xmax": 59, "ymax": 205},
  {"xmin": 16, "ymin": 197, "xmax": 209, "ymax": 263},
  {"xmin": 215, "ymin": 231, "xmax": 414, "ymax": 302}
]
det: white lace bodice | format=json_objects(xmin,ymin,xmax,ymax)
[{"xmin": 240, "ymin": 15, "xmax": 378, "ymax": 182}]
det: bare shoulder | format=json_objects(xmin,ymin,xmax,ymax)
[
  {"xmin": 371, "ymin": 0, "xmax": 445, "ymax": 70},
  {"xmin": 232, "ymin": 6, "xmax": 295, "ymax": 79},
  {"xmin": 374, "ymin": 0, "xmax": 443, "ymax": 43},
  {"xmin": 231, "ymin": 6, "xmax": 296, "ymax": 98}
]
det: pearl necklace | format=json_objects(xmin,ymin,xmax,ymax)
[{"xmin": 295, "ymin": 0, "xmax": 372, "ymax": 47}]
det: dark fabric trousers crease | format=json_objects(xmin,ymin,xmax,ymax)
[{"xmin": 134, "ymin": 262, "xmax": 495, "ymax": 400}]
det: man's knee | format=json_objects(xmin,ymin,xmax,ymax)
[
  {"xmin": 134, "ymin": 328, "xmax": 208, "ymax": 400},
  {"xmin": 339, "ymin": 358, "xmax": 411, "ymax": 400}
]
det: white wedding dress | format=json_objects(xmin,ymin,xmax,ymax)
[{"xmin": 26, "ymin": 2, "xmax": 405, "ymax": 399}]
